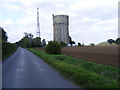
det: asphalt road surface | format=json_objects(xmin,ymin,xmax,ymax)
[{"xmin": 2, "ymin": 47, "xmax": 77, "ymax": 88}]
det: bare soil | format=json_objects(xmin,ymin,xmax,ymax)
[{"xmin": 62, "ymin": 46, "xmax": 119, "ymax": 67}]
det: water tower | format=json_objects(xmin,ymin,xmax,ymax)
[{"xmin": 53, "ymin": 14, "xmax": 70, "ymax": 44}]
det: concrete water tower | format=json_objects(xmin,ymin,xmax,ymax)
[{"xmin": 53, "ymin": 14, "xmax": 70, "ymax": 44}]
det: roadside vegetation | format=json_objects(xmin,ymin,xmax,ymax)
[
  {"xmin": 2, "ymin": 42, "xmax": 17, "ymax": 60},
  {"xmin": 45, "ymin": 41, "xmax": 61, "ymax": 54},
  {"xmin": 27, "ymin": 48, "xmax": 120, "ymax": 88},
  {"xmin": 1, "ymin": 27, "xmax": 17, "ymax": 61}
]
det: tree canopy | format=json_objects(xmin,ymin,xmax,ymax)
[
  {"xmin": 115, "ymin": 38, "xmax": 120, "ymax": 45},
  {"xmin": 16, "ymin": 33, "xmax": 43, "ymax": 48},
  {"xmin": 107, "ymin": 39, "xmax": 115, "ymax": 45},
  {"xmin": 69, "ymin": 36, "xmax": 75, "ymax": 46},
  {"xmin": 0, "ymin": 27, "xmax": 8, "ymax": 42}
]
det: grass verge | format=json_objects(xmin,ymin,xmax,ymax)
[{"xmin": 27, "ymin": 48, "xmax": 120, "ymax": 88}]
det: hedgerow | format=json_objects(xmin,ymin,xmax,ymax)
[{"xmin": 2, "ymin": 42, "xmax": 17, "ymax": 60}]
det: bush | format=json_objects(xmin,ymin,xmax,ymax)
[
  {"xmin": 78, "ymin": 42, "xmax": 81, "ymax": 46},
  {"xmin": 45, "ymin": 41, "xmax": 61, "ymax": 54}
]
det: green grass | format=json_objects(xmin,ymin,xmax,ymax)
[
  {"xmin": 27, "ymin": 48, "xmax": 120, "ymax": 88},
  {"xmin": 53, "ymin": 55, "xmax": 119, "ymax": 82}
]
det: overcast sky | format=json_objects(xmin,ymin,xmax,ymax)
[{"xmin": 0, "ymin": 0, "xmax": 119, "ymax": 45}]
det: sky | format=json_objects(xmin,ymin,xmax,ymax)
[{"xmin": 0, "ymin": 0, "xmax": 119, "ymax": 45}]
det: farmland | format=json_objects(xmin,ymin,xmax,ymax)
[
  {"xmin": 34, "ymin": 45, "xmax": 119, "ymax": 67},
  {"xmin": 62, "ymin": 45, "xmax": 119, "ymax": 67}
]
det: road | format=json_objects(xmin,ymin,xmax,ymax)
[{"xmin": 2, "ymin": 47, "xmax": 77, "ymax": 88}]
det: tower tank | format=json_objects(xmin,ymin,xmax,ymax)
[{"xmin": 53, "ymin": 14, "xmax": 70, "ymax": 44}]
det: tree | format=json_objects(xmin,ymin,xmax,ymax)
[
  {"xmin": 115, "ymin": 38, "xmax": 120, "ymax": 45},
  {"xmin": 45, "ymin": 41, "xmax": 61, "ymax": 54},
  {"xmin": 16, "ymin": 33, "xmax": 34, "ymax": 48},
  {"xmin": 24, "ymin": 37, "xmax": 32, "ymax": 48},
  {"xmin": 78, "ymin": 42, "xmax": 81, "ymax": 46},
  {"xmin": 16, "ymin": 32, "xmax": 43, "ymax": 48},
  {"xmin": 33, "ymin": 37, "xmax": 41, "ymax": 47},
  {"xmin": 0, "ymin": 27, "xmax": 8, "ymax": 42},
  {"xmin": 107, "ymin": 39, "xmax": 115, "ymax": 45},
  {"xmin": 69, "ymin": 36, "xmax": 75, "ymax": 46}
]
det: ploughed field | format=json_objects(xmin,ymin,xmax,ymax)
[{"xmin": 62, "ymin": 46, "xmax": 119, "ymax": 67}]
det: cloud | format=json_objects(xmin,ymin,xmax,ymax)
[
  {"xmin": 69, "ymin": 0, "xmax": 118, "ymax": 10},
  {"xmin": 0, "ymin": 0, "xmax": 118, "ymax": 45},
  {"xmin": 0, "ymin": 19, "xmax": 15, "ymax": 31},
  {"xmin": 2, "ymin": 3, "xmax": 20, "ymax": 11},
  {"xmin": 17, "ymin": 16, "xmax": 35, "ymax": 25},
  {"xmin": 69, "ymin": 15, "xmax": 117, "ymax": 44},
  {"xmin": 4, "ymin": 19, "xmax": 14, "ymax": 26}
]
